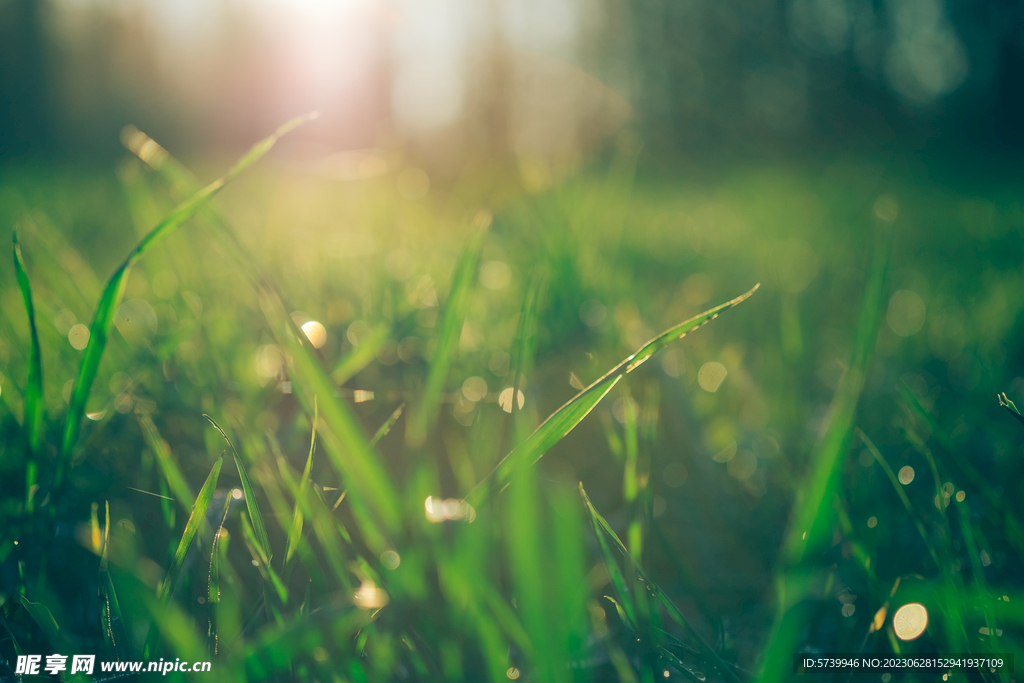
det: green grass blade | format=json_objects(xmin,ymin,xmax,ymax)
[
  {"xmin": 286, "ymin": 401, "xmax": 317, "ymax": 565},
  {"xmin": 855, "ymin": 428, "xmax": 941, "ymax": 568},
  {"xmin": 12, "ymin": 230, "xmax": 43, "ymax": 458},
  {"xmin": 332, "ymin": 325, "xmax": 389, "ymax": 385},
  {"xmin": 782, "ymin": 235, "xmax": 887, "ymax": 563},
  {"xmin": 370, "ymin": 404, "xmax": 404, "ymax": 447},
  {"xmin": 139, "ymin": 415, "xmax": 194, "ymax": 512},
  {"xmin": 508, "ymin": 268, "xmax": 547, "ymax": 448},
  {"xmin": 470, "ymin": 284, "xmax": 759, "ymax": 505},
  {"xmin": 209, "ymin": 495, "xmax": 231, "ymax": 604},
  {"xmin": 141, "ymin": 593, "xmax": 206, "ymax": 663},
  {"xmin": 406, "ymin": 225, "xmax": 487, "ymax": 447},
  {"xmin": 580, "ymin": 484, "xmax": 741, "ymax": 683},
  {"xmin": 759, "ymin": 226, "xmax": 889, "ymax": 683},
  {"xmin": 124, "ymin": 128, "xmax": 401, "ymax": 541},
  {"xmin": 58, "ymin": 115, "xmax": 313, "ymax": 485},
  {"xmin": 159, "ymin": 456, "xmax": 222, "ymax": 603},
  {"xmin": 206, "ymin": 415, "xmax": 272, "ymax": 563},
  {"xmin": 241, "ymin": 511, "xmax": 289, "ymax": 603},
  {"xmin": 144, "ymin": 456, "xmax": 222, "ymax": 657},
  {"xmin": 100, "ymin": 501, "xmax": 130, "ymax": 659},
  {"xmin": 258, "ymin": 284, "xmax": 401, "ymax": 540}
]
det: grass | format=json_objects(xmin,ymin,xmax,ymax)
[{"xmin": 1, "ymin": 122, "xmax": 1024, "ymax": 682}]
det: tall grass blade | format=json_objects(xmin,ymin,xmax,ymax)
[
  {"xmin": 258, "ymin": 284, "xmax": 401, "ymax": 541},
  {"xmin": 783, "ymin": 231, "xmax": 887, "ymax": 562},
  {"xmin": 508, "ymin": 268, "xmax": 547, "ymax": 449},
  {"xmin": 100, "ymin": 501, "xmax": 130, "ymax": 660},
  {"xmin": 332, "ymin": 325, "xmax": 389, "ymax": 385},
  {"xmin": 370, "ymin": 404, "xmax": 404, "ymax": 447},
  {"xmin": 58, "ymin": 115, "xmax": 313, "ymax": 487},
  {"xmin": 13, "ymin": 231, "xmax": 43, "ymax": 514},
  {"xmin": 759, "ymin": 225, "xmax": 889, "ymax": 683},
  {"xmin": 407, "ymin": 223, "xmax": 487, "ymax": 447},
  {"xmin": 12, "ymin": 231, "xmax": 43, "ymax": 458},
  {"xmin": 241, "ymin": 511, "xmax": 288, "ymax": 603},
  {"xmin": 206, "ymin": 415, "xmax": 272, "ymax": 563},
  {"xmin": 580, "ymin": 484, "xmax": 741, "ymax": 683},
  {"xmin": 208, "ymin": 495, "xmax": 231, "ymax": 604},
  {"xmin": 124, "ymin": 127, "xmax": 401, "ymax": 541},
  {"xmin": 144, "ymin": 456, "xmax": 222, "ymax": 657},
  {"xmin": 470, "ymin": 284, "xmax": 759, "ymax": 505},
  {"xmin": 855, "ymin": 428, "xmax": 940, "ymax": 567},
  {"xmin": 286, "ymin": 401, "xmax": 317, "ymax": 565},
  {"xmin": 139, "ymin": 415, "xmax": 194, "ymax": 512}
]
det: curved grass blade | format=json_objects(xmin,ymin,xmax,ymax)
[
  {"xmin": 13, "ymin": 231, "xmax": 43, "ymax": 513},
  {"xmin": 286, "ymin": 400, "xmax": 318, "ymax": 565},
  {"xmin": 139, "ymin": 415, "xmax": 193, "ymax": 512},
  {"xmin": 579, "ymin": 484, "xmax": 741, "ymax": 683},
  {"xmin": 57, "ymin": 114, "xmax": 315, "ymax": 489},
  {"xmin": 205, "ymin": 415, "xmax": 271, "ymax": 563},
  {"xmin": 123, "ymin": 130, "xmax": 402, "ymax": 540},
  {"xmin": 259, "ymin": 285, "xmax": 401, "ymax": 541},
  {"xmin": 855, "ymin": 428, "xmax": 940, "ymax": 567},
  {"xmin": 208, "ymin": 495, "xmax": 231, "ymax": 604},
  {"xmin": 13, "ymin": 231, "xmax": 43, "ymax": 455},
  {"xmin": 241, "ymin": 511, "xmax": 288, "ymax": 603},
  {"xmin": 100, "ymin": 501, "xmax": 130, "ymax": 659},
  {"xmin": 370, "ymin": 404, "xmax": 404, "ymax": 447},
  {"xmin": 159, "ymin": 456, "xmax": 222, "ymax": 603},
  {"xmin": 407, "ymin": 222, "xmax": 488, "ymax": 447},
  {"xmin": 332, "ymin": 325, "xmax": 389, "ymax": 385},
  {"xmin": 144, "ymin": 456, "xmax": 222, "ymax": 657},
  {"xmin": 470, "ymin": 284, "xmax": 760, "ymax": 505}
]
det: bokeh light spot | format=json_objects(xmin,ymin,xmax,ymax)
[
  {"xmin": 898, "ymin": 466, "xmax": 915, "ymax": 485},
  {"xmin": 887, "ymin": 290, "xmax": 926, "ymax": 337},
  {"xmin": 69, "ymin": 324, "xmax": 90, "ymax": 350},
  {"xmin": 893, "ymin": 603, "xmax": 928, "ymax": 640},
  {"xmin": 301, "ymin": 320, "xmax": 327, "ymax": 349},
  {"xmin": 698, "ymin": 362, "xmax": 728, "ymax": 392}
]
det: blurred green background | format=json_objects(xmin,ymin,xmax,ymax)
[{"xmin": 3, "ymin": 1, "xmax": 1024, "ymax": 681}]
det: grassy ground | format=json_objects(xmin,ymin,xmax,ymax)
[{"xmin": 1, "ymin": 123, "xmax": 1024, "ymax": 682}]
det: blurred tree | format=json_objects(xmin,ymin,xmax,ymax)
[{"xmin": 0, "ymin": 0, "xmax": 52, "ymax": 158}]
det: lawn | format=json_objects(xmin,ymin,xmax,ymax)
[{"xmin": 1, "ymin": 121, "xmax": 1023, "ymax": 682}]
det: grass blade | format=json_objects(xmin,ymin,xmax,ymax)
[
  {"xmin": 208, "ymin": 495, "xmax": 231, "ymax": 604},
  {"xmin": 124, "ymin": 127, "xmax": 402, "ymax": 542},
  {"xmin": 470, "ymin": 284, "xmax": 760, "ymax": 505},
  {"xmin": 258, "ymin": 284, "xmax": 401, "ymax": 542},
  {"xmin": 241, "ymin": 511, "xmax": 289, "ymax": 603},
  {"xmin": 139, "ymin": 415, "xmax": 194, "ymax": 512},
  {"xmin": 100, "ymin": 501, "xmax": 130, "ymax": 660},
  {"xmin": 159, "ymin": 456, "xmax": 222, "ymax": 603},
  {"xmin": 144, "ymin": 456, "xmax": 222, "ymax": 657},
  {"xmin": 855, "ymin": 428, "xmax": 941, "ymax": 568},
  {"xmin": 286, "ymin": 401, "xmax": 317, "ymax": 565},
  {"xmin": 332, "ymin": 325, "xmax": 389, "ymax": 385},
  {"xmin": 370, "ymin": 404, "xmax": 404, "ymax": 447},
  {"xmin": 407, "ymin": 221, "xmax": 488, "ymax": 447},
  {"xmin": 205, "ymin": 414, "xmax": 272, "ymax": 563},
  {"xmin": 57, "ymin": 114, "xmax": 314, "ymax": 489},
  {"xmin": 579, "ymin": 484, "xmax": 740, "ymax": 683},
  {"xmin": 12, "ymin": 231, "xmax": 43, "ymax": 456}
]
